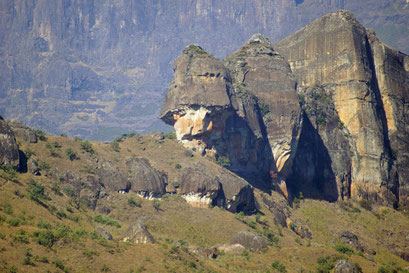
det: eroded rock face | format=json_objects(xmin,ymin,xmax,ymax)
[
  {"xmin": 122, "ymin": 220, "xmax": 155, "ymax": 244},
  {"xmin": 224, "ymin": 34, "xmax": 302, "ymax": 180},
  {"xmin": 95, "ymin": 159, "xmax": 129, "ymax": 192},
  {"xmin": 179, "ymin": 163, "xmax": 255, "ymax": 213},
  {"xmin": 274, "ymin": 11, "xmax": 399, "ymax": 205},
  {"xmin": 160, "ymin": 45, "xmax": 272, "ymax": 188},
  {"xmin": 367, "ymin": 30, "xmax": 409, "ymax": 210},
  {"xmin": 0, "ymin": 116, "xmax": 20, "ymax": 168},
  {"xmin": 126, "ymin": 157, "xmax": 167, "ymax": 197},
  {"xmin": 7, "ymin": 119, "xmax": 37, "ymax": 143}
]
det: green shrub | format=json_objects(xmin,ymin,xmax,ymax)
[
  {"xmin": 51, "ymin": 182, "xmax": 62, "ymax": 195},
  {"xmin": 27, "ymin": 179, "xmax": 50, "ymax": 204},
  {"xmin": 39, "ymin": 161, "xmax": 51, "ymax": 170},
  {"xmin": 66, "ymin": 148, "xmax": 79, "ymax": 161},
  {"xmin": 259, "ymin": 103, "xmax": 270, "ymax": 117},
  {"xmin": 175, "ymin": 163, "xmax": 182, "ymax": 169},
  {"xmin": 24, "ymin": 148, "xmax": 36, "ymax": 159},
  {"xmin": 33, "ymin": 230, "xmax": 56, "ymax": 248},
  {"xmin": 2, "ymin": 202, "xmax": 13, "ymax": 215},
  {"xmin": 64, "ymin": 187, "xmax": 75, "ymax": 197},
  {"xmin": 164, "ymin": 131, "xmax": 176, "ymax": 139},
  {"xmin": 112, "ymin": 141, "xmax": 120, "ymax": 152},
  {"xmin": 33, "ymin": 129, "xmax": 47, "ymax": 141},
  {"xmin": 128, "ymin": 197, "xmax": 141, "ymax": 207},
  {"xmin": 334, "ymin": 244, "xmax": 354, "ymax": 255},
  {"xmin": 272, "ymin": 260, "xmax": 287, "ymax": 273},
  {"xmin": 37, "ymin": 220, "xmax": 52, "ymax": 229},
  {"xmin": 22, "ymin": 256, "xmax": 35, "ymax": 266},
  {"xmin": 216, "ymin": 156, "xmax": 231, "ymax": 167},
  {"xmin": 94, "ymin": 215, "xmax": 121, "ymax": 228},
  {"xmin": 248, "ymin": 221, "xmax": 257, "ymax": 229},
  {"xmin": 80, "ymin": 140, "xmax": 94, "ymax": 154},
  {"xmin": 0, "ymin": 165, "xmax": 18, "ymax": 181}
]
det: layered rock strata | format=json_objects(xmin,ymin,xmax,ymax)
[{"xmin": 274, "ymin": 11, "xmax": 400, "ymax": 205}]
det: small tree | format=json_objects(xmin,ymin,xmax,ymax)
[
  {"xmin": 66, "ymin": 148, "xmax": 78, "ymax": 161},
  {"xmin": 216, "ymin": 156, "xmax": 231, "ymax": 167},
  {"xmin": 152, "ymin": 199, "xmax": 161, "ymax": 211}
]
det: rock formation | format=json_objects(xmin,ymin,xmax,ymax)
[
  {"xmin": 122, "ymin": 220, "xmax": 155, "ymax": 244},
  {"xmin": 274, "ymin": 11, "xmax": 401, "ymax": 206},
  {"xmin": 159, "ymin": 44, "xmax": 272, "ymax": 187},
  {"xmin": 178, "ymin": 163, "xmax": 255, "ymax": 213},
  {"xmin": 126, "ymin": 157, "xmax": 167, "ymax": 197},
  {"xmin": 0, "ymin": 116, "xmax": 20, "ymax": 168},
  {"xmin": 6, "ymin": 119, "xmax": 38, "ymax": 143},
  {"xmin": 366, "ymin": 30, "xmax": 409, "ymax": 210},
  {"xmin": 230, "ymin": 231, "xmax": 267, "ymax": 252},
  {"xmin": 224, "ymin": 33, "xmax": 302, "ymax": 186}
]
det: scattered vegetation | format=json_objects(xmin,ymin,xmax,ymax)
[
  {"xmin": 80, "ymin": 140, "xmax": 95, "ymax": 154},
  {"xmin": 164, "ymin": 131, "xmax": 176, "ymax": 139},
  {"xmin": 33, "ymin": 129, "xmax": 47, "ymax": 141},
  {"xmin": 66, "ymin": 148, "xmax": 79, "ymax": 161},
  {"xmin": 216, "ymin": 156, "xmax": 231, "ymax": 167},
  {"xmin": 27, "ymin": 179, "xmax": 50, "ymax": 204},
  {"xmin": 94, "ymin": 215, "xmax": 121, "ymax": 228},
  {"xmin": 272, "ymin": 260, "xmax": 287, "ymax": 273},
  {"xmin": 0, "ymin": 165, "xmax": 18, "ymax": 181},
  {"xmin": 128, "ymin": 197, "xmax": 142, "ymax": 208}
]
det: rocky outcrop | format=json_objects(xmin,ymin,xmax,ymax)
[
  {"xmin": 224, "ymin": 34, "xmax": 302, "ymax": 182},
  {"xmin": 334, "ymin": 260, "xmax": 359, "ymax": 273},
  {"xmin": 95, "ymin": 159, "xmax": 129, "ymax": 192},
  {"xmin": 126, "ymin": 157, "xmax": 167, "ymax": 197},
  {"xmin": 7, "ymin": 119, "xmax": 37, "ymax": 143},
  {"xmin": 0, "ymin": 116, "xmax": 20, "ymax": 168},
  {"xmin": 63, "ymin": 171, "xmax": 106, "ymax": 209},
  {"xmin": 367, "ymin": 30, "xmax": 409, "ymax": 210},
  {"xmin": 121, "ymin": 220, "xmax": 155, "ymax": 244},
  {"xmin": 95, "ymin": 226, "xmax": 113, "ymax": 241},
  {"xmin": 160, "ymin": 44, "xmax": 272, "ymax": 187},
  {"xmin": 230, "ymin": 231, "xmax": 267, "ymax": 252},
  {"xmin": 178, "ymin": 163, "xmax": 255, "ymax": 213},
  {"xmin": 274, "ymin": 11, "xmax": 399, "ymax": 206}
]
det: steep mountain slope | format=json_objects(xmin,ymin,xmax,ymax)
[
  {"xmin": 1, "ymin": 119, "xmax": 409, "ymax": 272},
  {"xmin": 0, "ymin": 0, "xmax": 407, "ymax": 139}
]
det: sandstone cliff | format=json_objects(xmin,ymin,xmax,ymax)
[{"xmin": 274, "ymin": 11, "xmax": 400, "ymax": 206}]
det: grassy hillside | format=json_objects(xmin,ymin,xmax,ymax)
[{"xmin": 0, "ymin": 132, "xmax": 408, "ymax": 272}]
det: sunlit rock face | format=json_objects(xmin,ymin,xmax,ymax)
[
  {"xmin": 275, "ymin": 11, "xmax": 400, "ymax": 206},
  {"xmin": 367, "ymin": 30, "xmax": 409, "ymax": 209},
  {"xmin": 224, "ymin": 34, "xmax": 302, "ymax": 183},
  {"xmin": 159, "ymin": 45, "xmax": 273, "ymax": 188}
]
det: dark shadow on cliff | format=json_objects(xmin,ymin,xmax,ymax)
[
  {"xmin": 217, "ymin": 110, "xmax": 275, "ymax": 193},
  {"xmin": 286, "ymin": 113, "xmax": 338, "ymax": 202}
]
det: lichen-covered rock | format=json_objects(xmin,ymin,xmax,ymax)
[
  {"xmin": 95, "ymin": 226, "xmax": 113, "ymax": 240},
  {"xmin": 179, "ymin": 163, "xmax": 255, "ymax": 213},
  {"xmin": 230, "ymin": 231, "xmax": 267, "ymax": 252},
  {"xmin": 126, "ymin": 157, "xmax": 167, "ymax": 197},
  {"xmin": 122, "ymin": 220, "xmax": 155, "ymax": 244},
  {"xmin": 0, "ymin": 116, "xmax": 20, "ymax": 168},
  {"xmin": 224, "ymin": 34, "xmax": 302, "ymax": 181},
  {"xmin": 334, "ymin": 260, "xmax": 358, "ymax": 273},
  {"xmin": 7, "ymin": 119, "xmax": 37, "ymax": 143},
  {"xmin": 213, "ymin": 243, "xmax": 245, "ymax": 254},
  {"xmin": 274, "ymin": 11, "xmax": 399, "ymax": 205},
  {"xmin": 95, "ymin": 158, "xmax": 129, "ymax": 192}
]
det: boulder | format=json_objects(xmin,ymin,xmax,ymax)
[
  {"xmin": 214, "ymin": 243, "xmax": 245, "ymax": 254},
  {"xmin": 126, "ymin": 157, "xmax": 167, "ymax": 197},
  {"xmin": 95, "ymin": 226, "xmax": 113, "ymax": 240},
  {"xmin": 179, "ymin": 163, "xmax": 255, "ymax": 213},
  {"xmin": 230, "ymin": 231, "xmax": 267, "ymax": 252},
  {"xmin": 334, "ymin": 260, "xmax": 358, "ymax": 273},
  {"xmin": 0, "ymin": 116, "xmax": 20, "ymax": 168},
  {"xmin": 7, "ymin": 119, "xmax": 37, "ymax": 143},
  {"xmin": 95, "ymin": 158, "xmax": 129, "ymax": 192},
  {"xmin": 122, "ymin": 220, "xmax": 155, "ymax": 244},
  {"xmin": 190, "ymin": 247, "xmax": 218, "ymax": 259},
  {"xmin": 340, "ymin": 231, "xmax": 364, "ymax": 252}
]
